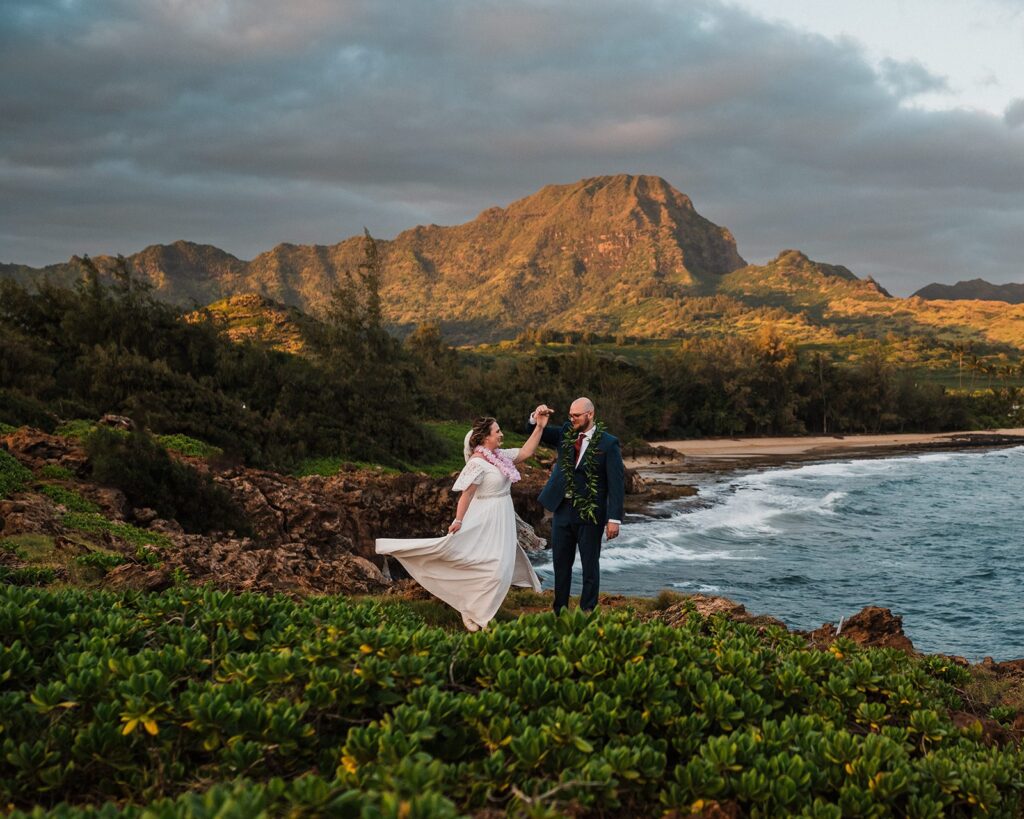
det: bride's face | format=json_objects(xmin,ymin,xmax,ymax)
[{"xmin": 483, "ymin": 422, "xmax": 503, "ymax": 450}]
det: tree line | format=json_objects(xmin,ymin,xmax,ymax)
[
  {"xmin": 0, "ymin": 234, "xmax": 444, "ymax": 470},
  {"xmin": 411, "ymin": 325, "xmax": 1024, "ymax": 444},
  {"xmin": 2, "ymin": 243, "xmax": 1022, "ymax": 471}
]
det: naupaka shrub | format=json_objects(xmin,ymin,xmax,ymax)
[{"xmin": 1, "ymin": 586, "xmax": 1021, "ymax": 817}]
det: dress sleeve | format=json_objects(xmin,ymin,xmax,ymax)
[
  {"xmin": 452, "ymin": 459, "xmax": 487, "ymax": 492},
  {"xmin": 500, "ymin": 447, "xmax": 521, "ymax": 462}
]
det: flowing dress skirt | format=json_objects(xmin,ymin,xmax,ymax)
[{"xmin": 376, "ymin": 492, "xmax": 542, "ymax": 627}]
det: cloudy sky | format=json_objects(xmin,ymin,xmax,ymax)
[{"xmin": 2, "ymin": 0, "xmax": 1022, "ymax": 295}]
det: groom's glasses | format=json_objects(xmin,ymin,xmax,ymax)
[{"xmin": 568, "ymin": 411, "xmax": 591, "ymax": 419}]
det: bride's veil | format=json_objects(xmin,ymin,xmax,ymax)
[{"xmin": 463, "ymin": 430, "xmax": 473, "ymax": 463}]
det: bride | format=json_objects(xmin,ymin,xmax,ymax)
[{"xmin": 375, "ymin": 410, "xmax": 550, "ymax": 631}]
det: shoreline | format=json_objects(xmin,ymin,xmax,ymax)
[
  {"xmin": 626, "ymin": 428, "xmax": 1024, "ymax": 475},
  {"xmin": 612, "ymin": 428, "xmax": 1024, "ymax": 662}
]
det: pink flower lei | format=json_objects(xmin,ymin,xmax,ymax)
[{"xmin": 474, "ymin": 446, "xmax": 521, "ymax": 483}]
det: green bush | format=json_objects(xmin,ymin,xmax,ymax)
[
  {"xmin": 85, "ymin": 427, "xmax": 249, "ymax": 536},
  {"xmin": 0, "ymin": 422, "xmax": 18, "ymax": 434},
  {"xmin": 156, "ymin": 434, "xmax": 223, "ymax": 459},
  {"xmin": 54, "ymin": 420, "xmax": 98, "ymax": 441},
  {"xmin": 0, "ymin": 388, "xmax": 57, "ymax": 432},
  {"xmin": 0, "ymin": 450, "xmax": 32, "ymax": 499},
  {"xmin": 0, "ymin": 588, "xmax": 1021, "ymax": 816}
]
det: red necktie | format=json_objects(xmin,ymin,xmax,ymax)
[{"xmin": 574, "ymin": 432, "xmax": 586, "ymax": 463}]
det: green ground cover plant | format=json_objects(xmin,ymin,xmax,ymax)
[
  {"xmin": 54, "ymin": 420, "xmax": 99, "ymax": 441},
  {"xmin": 0, "ymin": 536, "xmax": 119, "ymax": 587},
  {"xmin": 60, "ymin": 512, "xmax": 172, "ymax": 551},
  {"xmin": 0, "ymin": 450, "xmax": 32, "ymax": 499},
  {"xmin": 0, "ymin": 567, "xmax": 58, "ymax": 586},
  {"xmin": 293, "ymin": 455, "xmax": 401, "ymax": 478},
  {"xmin": 0, "ymin": 535, "xmax": 54, "ymax": 562},
  {"xmin": 1, "ymin": 587, "xmax": 1021, "ymax": 817},
  {"xmin": 0, "ymin": 538, "xmax": 27, "ymax": 558},
  {"xmin": 39, "ymin": 485, "xmax": 101, "ymax": 514},
  {"xmin": 73, "ymin": 552, "xmax": 130, "ymax": 571},
  {"xmin": 38, "ymin": 464, "xmax": 76, "ymax": 480}
]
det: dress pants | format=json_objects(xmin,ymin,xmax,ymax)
[{"xmin": 551, "ymin": 506, "xmax": 603, "ymax": 612}]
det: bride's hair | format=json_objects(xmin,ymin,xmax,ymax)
[{"xmin": 468, "ymin": 416, "xmax": 498, "ymax": 450}]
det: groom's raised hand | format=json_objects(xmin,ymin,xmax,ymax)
[{"xmin": 531, "ymin": 404, "xmax": 554, "ymax": 426}]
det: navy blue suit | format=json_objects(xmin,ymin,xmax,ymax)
[{"xmin": 533, "ymin": 420, "xmax": 625, "ymax": 612}]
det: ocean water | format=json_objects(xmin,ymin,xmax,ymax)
[{"xmin": 531, "ymin": 446, "xmax": 1024, "ymax": 660}]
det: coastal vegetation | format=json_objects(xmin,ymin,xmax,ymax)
[{"xmin": 2, "ymin": 585, "xmax": 1022, "ymax": 817}]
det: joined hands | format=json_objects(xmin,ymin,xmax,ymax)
[{"xmin": 533, "ymin": 404, "xmax": 555, "ymax": 428}]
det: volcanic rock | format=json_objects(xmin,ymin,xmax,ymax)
[
  {"xmin": 645, "ymin": 595, "xmax": 786, "ymax": 630},
  {"xmin": 98, "ymin": 414, "xmax": 134, "ymax": 430},
  {"xmin": 808, "ymin": 606, "xmax": 915, "ymax": 652},
  {"xmin": 0, "ymin": 496, "xmax": 63, "ymax": 538},
  {"xmin": 104, "ymin": 534, "xmax": 388, "ymax": 596},
  {"xmin": 2, "ymin": 428, "xmax": 87, "ymax": 473}
]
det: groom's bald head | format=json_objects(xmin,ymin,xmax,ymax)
[{"xmin": 569, "ymin": 397, "xmax": 595, "ymax": 431}]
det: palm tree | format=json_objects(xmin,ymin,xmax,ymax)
[{"xmin": 950, "ymin": 341, "xmax": 972, "ymax": 389}]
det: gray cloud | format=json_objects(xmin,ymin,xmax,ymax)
[
  {"xmin": 880, "ymin": 58, "xmax": 950, "ymax": 99},
  {"xmin": 1, "ymin": 0, "xmax": 1022, "ymax": 295},
  {"xmin": 1005, "ymin": 98, "xmax": 1024, "ymax": 128}
]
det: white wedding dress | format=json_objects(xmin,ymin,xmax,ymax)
[{"xmin": 375, "ymin": 448, "xmax": 542, "ymax": 628}]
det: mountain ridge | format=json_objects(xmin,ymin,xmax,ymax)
[
  {"xmin": 0, "ymin": 175, "xmax": 834, "ymax": 334},
  {"xmin": 8, "ymin": 174, "xmax": 1024, "ymax": 348},
  {"xmin": 913, "ymin": 278, "xmax": 1024, "ymax": 304}
]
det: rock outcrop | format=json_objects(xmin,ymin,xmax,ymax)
[
  {"xmin": 643, "ymin": 595, "xmax": 787, "ymax": 630},
  {"xmin": 806, "ymin": 605, "xmax": 915, "ymax": 652}
]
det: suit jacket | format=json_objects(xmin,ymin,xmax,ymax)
[{"xmin": 534, "ymin": 420, "xmax": 625, "ymax": 525}]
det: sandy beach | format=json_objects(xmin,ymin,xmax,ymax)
[{"xmin": 626, "ymin": 428, "xmax": 1024, "ymax": 470}]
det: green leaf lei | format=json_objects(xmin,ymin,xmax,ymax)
[{"xmin": 560, "ymin": 421, "xmax": 606, "ymax": 524}]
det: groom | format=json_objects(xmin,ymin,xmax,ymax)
[{"xmin": 530, "ymin": 397, "xmax": 625, "ymax": 613}]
